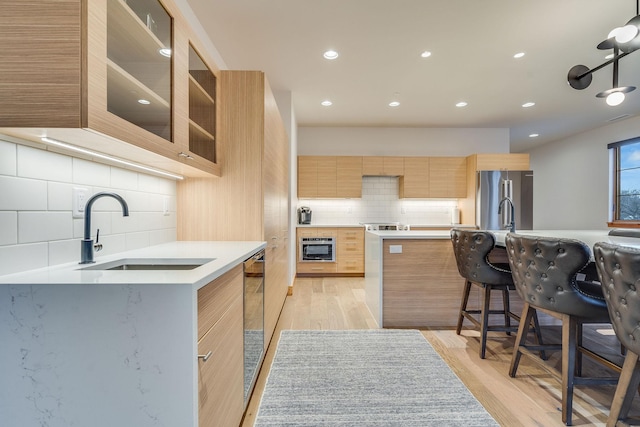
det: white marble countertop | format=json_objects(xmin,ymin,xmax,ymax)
[
  {"xmin": 490, "ymin": 229, "xmax": 640, "ymax": 250},
  {"xmin": 365, "ymin": 228, "xmax": 640, "ymax": 250},
  {"xmin": 365, "ymin": 230, "xmax": 452, "ymax": 239},
  {"xmin": 297, "ymin": 223, "xmax": 476, "ymax": 228},
  {"xmin": 0, "ymin": 241, "xmax": 266, "ymax": 289}
]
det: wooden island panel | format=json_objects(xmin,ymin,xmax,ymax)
[{"xmin": 381, "ymin": 239, "xmax": 518, "ymax": 328}]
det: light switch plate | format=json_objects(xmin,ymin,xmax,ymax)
[
  {"xmin": 72, "ymin": 187, "xmax": 90, "ymax": 218},
  {"xmin": 389, "ymin": 245, "xmax": 403, "ymax": 254}
]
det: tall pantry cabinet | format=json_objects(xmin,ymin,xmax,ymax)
[{"xmin": 177, "ymin": 70, "xmax": 290, "ymax": 352}]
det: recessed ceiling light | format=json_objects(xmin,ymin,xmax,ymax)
[
  {"xmin": 138, "ymin": 99, "xmax": 151, "ymax": 105},
  {"xmin": 323, "ymin": 50, "xmax": 339, "ymax": 60},
  {"xmin": 456, "ymin": 102, "xmax": 468, "ymax": 107},
  {"xmin": 389, "ymin": 101, "xmax": 400, "ymax": 107},
  {"xmin": 522, "ymin": 102, "xmax": 535, "ymax": 108},
  {"xmin": 513, "ymin": 52, "xmax": 525, "ymax": 59},
  {"xmin": 529, "ymin": 133, "xmax": 539, "ymax": 138},
  {"xmin": 420, "ymin": 51, "xmax": 432, "ymax": 58},
  {"xmin": 321, "ymin": 100, "xmax": 332, "ymax": 106},
  {"xmin": 158, "ymin": 48, "xmax": 172, "ymax": 57}
]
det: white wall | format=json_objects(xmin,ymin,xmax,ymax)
[
  {"xmin": 298, "ymin": 127, "xmax": 509, "ymax": 156},
  {"xmin": 0, "ymin": 137, "xmax": 177, "ymax": 276},
  {"xmin": 530, "ymin": 115, "xmax": 640, "ymax": 230}
]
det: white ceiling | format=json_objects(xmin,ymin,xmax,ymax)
[{"xmin": 184, "ymin": 0, "xmax": 640, "ymax": 152}]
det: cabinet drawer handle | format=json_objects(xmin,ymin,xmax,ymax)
[{"xmin": 198, "ymin": 351, "xmax": 213, "ymax": 362}]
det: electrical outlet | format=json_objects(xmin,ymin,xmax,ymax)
[
  {"xmin": 389, "ymin": 245, "xmax": 403, "ymax": 254},
  {"xmin": 163, "ymin": 196, "xmax": 170, "ymax": 216},
  {"xmin": 72, "ymin": 187, "xmax": 90, "ymax": 218}
]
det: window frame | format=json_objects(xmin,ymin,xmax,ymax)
[{"xmin": 608, "ymin": 136, "xmax": 640, "ymax": 228}]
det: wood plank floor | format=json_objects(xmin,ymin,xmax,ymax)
[{"xmin": 241, "ymin": 277, "xmax": 640, "ymax": 427}]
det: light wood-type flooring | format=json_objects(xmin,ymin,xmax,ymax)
[{"xmin": 241, "ymin": 277, "xmax": 640, "ymax": 427}]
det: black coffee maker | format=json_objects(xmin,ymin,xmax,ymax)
[{"xmin": 297, "ymin": 206, "xmax": 312, "ymax": 224}]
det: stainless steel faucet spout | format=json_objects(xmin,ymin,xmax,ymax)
[
  {"xmin": 498, "ymin": 197, "xmax": 516, "ymax": 233},
  {"xmin": 80, "ymin": 192, "xmax": 129, "ymax": 264}
]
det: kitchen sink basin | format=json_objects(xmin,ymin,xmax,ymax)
[{"xmin": 79, "ymin": 258, "xmax": 215, "ymax": 271}]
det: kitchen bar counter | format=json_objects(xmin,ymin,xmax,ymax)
[
  {"xmin": 365, "ymin": 228, "xmax": 640, "ymax": 329},
  {"xmin": 0, "ymin": 241, "xmax": 265, "ymax": 427},
  {"xmin": 365, "ymin": 230, "xmax": 462, "ymax": 327}
]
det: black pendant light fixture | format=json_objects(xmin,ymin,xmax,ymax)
[{"xmin": 568, "ymin": 1, "xmax": 640, "ymax": 106}]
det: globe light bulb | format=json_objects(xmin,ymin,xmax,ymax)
[
  {"xmin": 606, "ymin": 91, "xmax": 625, "ymax": 106},
  {"xmin": 616, "ymin": 25, "xmax": 638, "ymax": 43}
]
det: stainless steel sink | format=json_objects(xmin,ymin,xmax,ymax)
[{"xmin": 79, "ymin": 258, "xmax": 215, "ymax": 271}]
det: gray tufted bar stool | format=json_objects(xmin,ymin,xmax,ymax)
[
  {"xmin": 451, "ymin": 228, "xmax": 543, "ymax": 359},
  {"xmin": 594, "ymin": 241, "xmax": 640, "ymax": 427},
  {"xmin": 506, "ymin": 233, "xmax": 619, "ymax": 426}
]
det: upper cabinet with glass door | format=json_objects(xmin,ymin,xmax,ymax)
[
  {"xmin": 188, "ymin": 45, "xmax": 217, "ymax": 164},
  {"xmin": 0, "ymin": 0, "xmax": 221, "ymax": 178},
  {"xmin": 107, "ymin": 0, "xmax": 172, "ymax": 141}
]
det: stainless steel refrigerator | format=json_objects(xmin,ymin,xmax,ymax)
[{"xmin": 477, "ymin": 170, "xmax": 533, "ymax": 231}]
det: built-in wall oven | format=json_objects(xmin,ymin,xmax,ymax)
[{"xmin": 299, "ymin": 237, "xmax": 336, "ymax": 262}]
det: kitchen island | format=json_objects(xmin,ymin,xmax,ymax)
[
  {"xmin": 364, "ymin": 228, "xmax": 640, "ymax": 329},
  {"xmin": 0, "ymin": 241, "xmax": 265, "ymax": 427}
]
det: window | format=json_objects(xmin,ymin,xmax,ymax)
[{"xmin": 609, "ymin": 137, "xmax": 640, "ymax": 223}]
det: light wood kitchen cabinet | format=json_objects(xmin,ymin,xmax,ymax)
[
  {"xmin": 400, "ymin": 157, "xmax": 430, "ymax": 198},
  {"xmin": 473, "ymin": 153, "xmax": 530, "ymax": 171},
  {"xmin": 337, "ymin": 156, "xmax": 363, "ymax": 198},
  {"xmin": 0, "ymin": 0, "xmax": 220, "ymax": 177},
  {"xmin": 363, "ymin": 156, "xmax": 404, "ymax": 176},
  {"xmin": 197, "ymin": 265, "xmax": 244, "ymax": 427},
  {"xmin": 337, "ymin": 228, "xmax": 364, "ymax": 274},
  {"xmin": 298, "ymin": 156, "xmax": 362, "ymax": 198},
  {"xmin": 400, "ymin": 156, "xmax": 466, "ymax": 198},
  {"xmin": 317, "ymin": 157, "xmax": 338, "ymax": 198},
  {"xmin": 178, "ymin": 71, "xmax": 289, "ymax": 355},
  {"xmin": 188, "ymin": 44, "xmax": 217, "ymax": 164},
  {"xmin": 296, "ymin": 227, "xmax": 337, "ymax": 274},
  {"xmin": 296, "ymin": 227, "xmax": 364, "ymax": 275},
  {"xmin": 428, "ymin": 157, "xmax": 467, "ymax": 198}
]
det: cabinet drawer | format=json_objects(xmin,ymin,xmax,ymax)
[
  {"xmin": 338, "ymin": 259, "xmax": 364, "ymax": 273},
  {"xmin": 197, "ymin": 264, "xmax": 243, "ymax": 340},
  {"xmin": 198, "ymin": 296, "xmax": 244, "ymax": 427},
  {"xmin": 297, "ymin": 262, "xmax": 337, "ymax": 274},
  {"xmin": 338, "ymin": 241, "xmax": 363, "ymax": 254}
]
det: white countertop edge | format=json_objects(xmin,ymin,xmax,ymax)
[
  {"xmin": 0, "ymin": 241, "xmax": 267, "ymax": 288},
  {"xmin": 365, "ymin": 230, "xmax": 452, "ymax": 239}
]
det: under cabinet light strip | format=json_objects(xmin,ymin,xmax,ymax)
[{"xmin": 41, "ymin": 137, "xmax": 184, "ymax": 180}]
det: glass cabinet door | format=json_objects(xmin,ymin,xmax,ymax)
[
  {"xmin": 106, "ymin": 0, "xmax": 172, "ymax": 141},
  {"xmin": 188, "ymin": 44, "xmax": 217, "ymax": 163}
]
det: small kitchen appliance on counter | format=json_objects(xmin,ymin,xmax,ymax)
[{"xmin": 297, "ymin": 206, "xmax": 312, "ymax": 224}]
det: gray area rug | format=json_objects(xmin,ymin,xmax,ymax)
[{"xmin": 254, "ymin": 329, "xmax": 499, "ymax": 426}]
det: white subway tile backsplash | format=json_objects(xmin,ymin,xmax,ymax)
[
  {"xmin": 47, "ymin": 182, "xmax": 74, "ymax": 211},
  {"xmin": 110, "ymin": 167, "xmax": 139, "ymax": 190},
  {"xmin": 139, "ymin": 173, "xmax": 176, "ymax": 195},
  {"xmin": 299, "ymin": 176, "xmax": 458, "ymax": 225},
  {"xmin": 111, "ymin": 212, "xmax": 139, "ymax": 234},
  {"xmin": 0, "ymin": 176, "xmax": 48, "ymax": 210},
  {"xmin": 0, "ymin": 138, "xmax": 177, "ymax": 277},
  {"xmin": 17, "ymin": 145, "xmax": 73, "ymax": 182},
  {"xmin": 149, "ymin": 228, "xmax": 176, "ymax": 246},
  {"xmin": 73, "ymin": 158, "xmax": 111, "ymax": 187},
  {"xmin": 18, "ymin": 211, "xmax": 73, "ymax": 244},
  {"xmin": 48, "ymin": 239, "xmax": 79, "ymax": 266},
  {"xmin": 0, "ymin": 139, "xmax": 17, "ymax": 176},
  {"xmin": 125, "ymin": 231, "xmax": 150, "ymax": 251},
  {"xmin": 0, "ymin": 212, "xmax": 18, "ymax": 245},
  {"xmin": 92, "ymin": 234, "xmax": 127, "ymax": 260},
  {"xmin": 0, "ymin": 243, "xmax": 48, "ymax": 275}
]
